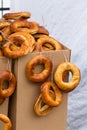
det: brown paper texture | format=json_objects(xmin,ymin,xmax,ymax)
[
  {"xmin": 0, "ymin": 57, "xmax": 12, "ymax": 129},
  {"xmin": 9, "ymin": 48, "xmax": 71, "ymax": 130}
]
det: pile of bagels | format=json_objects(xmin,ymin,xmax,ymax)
[
  {"xmin": 0, "ymin": 11, "xmax": 81, "ymax": 130},
  {"xmin": 0, "ymin": 11, "xmax": 63, "ymax": 58}
]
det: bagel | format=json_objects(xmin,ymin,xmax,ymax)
[
  {"xmin": 0, "ymin": 114, "xmax": 12, "ymax": 130},
  {"xmin": 36, "ymin": 36, "xmax": 63, "ymax": 52},
  {"xmin": 3, "ymin": 32, "xmax": 35, "ymax": 58},
  {"xmin": 54, "ymin": 62, "xmax": 81, "ymax": 92},
  {"xmin": 26, "ymin": 55, "xmax": 52, "ymax": 82},
  {"xmin": 3, "ymin": 11, "xmax": 31, "ymax": 20},
  {"xmin": 41, "ymin": 81, "xmax": 62, "ymax": 107},
  {"xmin": 0, "ymin": 70, "xmax": 16, "ymax": 98},
  {"xmin": 33, "ymin": 35, "xmax": 50, "ymax": 52},
  {"xmin": 34, "ymin": 91, "xmax": 53, "ymax": 116},
  {"xmin": 33, "ymin": 34, "xmax": 57, "ymax": 52},
  {"xmin": 10, "ymin": 19, "xmax": 38, "ymax": 34}
]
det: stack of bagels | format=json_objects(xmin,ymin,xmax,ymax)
[{"xmin": 0, "ymin": 11, "xmax": 63, "ymax": 58}]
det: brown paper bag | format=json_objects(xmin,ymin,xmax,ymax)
[
  {"xmin": 0, "ymin": 57, "xmax": 12, "ymax": 129},
  {"xmin": 9, "ymin": 45, "xmax": 71, "ymax": 130}
]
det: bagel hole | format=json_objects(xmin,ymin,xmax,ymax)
[
  {"xmin": 13, "ymin": 41, "xmax": 21, "ymax": 47},
  {"xmin": 49, "ymin": 87, "xmax": 55, "ymax": 100},
  {"xmin": 40, "ymin": 100, "xmax": 49, "ymax": 111},
  {"xmin": 68, "ymin": 71, "xmax": 73, "ymax": 82},
  {"xmin": 34, "ymin": 37, "xmax": 38, "ymax": 42},
  {"xmin": 2, "ymin": 80, "xmax": 9, "ymax": 90},
  {"xmin": 62, "ymin": 71, "xmax": 72, "ymax": 82},
  {"xmin": 11, "ymin": 37, "xmax": 24, "ymax": 48},
  {"xmin": 34, "ymin": 64, "xmax": 44, "ymax": 74},
  {"xmin": 43, "ymin": 43, "xmax": 55, "ymax": 50},
  {"xmin": 50, "ymin": 86, "xmax": 54, "ymax": 92},
  {"xmin": 40, "ymin": 100, "xmax": 46, "ymax": 108}
]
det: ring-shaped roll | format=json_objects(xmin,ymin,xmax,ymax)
[
  {"xmin": 34, "ymin": 91, "xmax": 54, "ymax": 116},
  {"xmin": 36, "ymin": 36, "xmax": 63, "ymax": 51},
  {"xmin": 0, "ymin": 70, "xmax": 16, "ymax": 98},
  {"xmin": 3, "ymin": 32, "xmax": 35, "ymax": 58},
  {"xmin": 0, "ymin": 114, "xmax": 12, "ymax": 130},
  {"xmin": 3, "ymin": 11, "xmax": 31, "ymax": 20},
  {"xmin": 26, "ymin": 55, "xmax": 52, "ymax": 82},
  {"xmin": 41, "ymin": 81, "xmax": 62, "ymax": 107},
  {"xmin": 10, "ymin": 19, "xmax": 38, "ymax": 34},
  {"xmin": 54, "ymin": 62, "xmax": 81, "ymax": 92}
]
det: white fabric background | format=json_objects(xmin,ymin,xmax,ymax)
[{"xmin": 11, "ymin": 0, "xmax": 87, "ymax": 130}]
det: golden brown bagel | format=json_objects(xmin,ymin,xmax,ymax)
[
  {"xmin": 36, "ymin": 35, "xmax": 63, "ymax": 52},
  {"xmin": 26, "ymin": 55, "xmax": 52, "ymax": 82},
  {"xmin": 10, "ymin": 19, "xmax": 38, "ymax": 34},
  {"xmin": 54, "ymin": 62, "xmax": 81, "ymax": 92},
  {"xmin": 34, "ymin": 92, "xmax": 53, "ymax": 116},
  {"xmin": 3, "ymin": 32, "xmax": 35, "ymax": 58},
  {"xmin": 41, "ymin": 81, "xmax": 62, "ymax": 107},
  {"xmin": 0, "ymin": 70, "xmax": 16, "ymax": 98},
  {"xmin": 0, "ymin": 114, "xmax": 12, "ymax": 130},
  {"xmin": 3, "ymin": 11, "xmax": 31, "ymax": 20}
]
